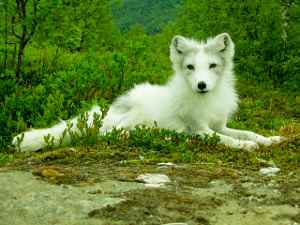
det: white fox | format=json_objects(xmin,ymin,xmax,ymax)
[{"xmin": 13, "ymin": 33, "xmax": 283, "ymax": 152}]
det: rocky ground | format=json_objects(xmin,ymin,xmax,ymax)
[{"xmin": 1, "ymin": 156, "xmax": 300, "ymax": 225}]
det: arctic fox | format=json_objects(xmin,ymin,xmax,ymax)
[{"xmin": 12, "ymin": 33, "xmax": 283, "ymax": 152}]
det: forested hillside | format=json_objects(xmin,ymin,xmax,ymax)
[
  {"xmin": 0, "ymin": 0, "xmax": 299, "ymax": 153},
  {"xmin": 111, "ymin": 0, "xmax": 182, "ymax": 34}
]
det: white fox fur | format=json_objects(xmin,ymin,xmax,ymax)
[
  {"xmin": 12, "ymin": 106, "xmax": 101, "ymax": 152},
  {"xmin": 12, "ymin": 33, "xmax": 283, "ymax": 152}
]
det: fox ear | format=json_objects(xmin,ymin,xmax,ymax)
[
  {"xmin": 213, "ymin": 33, "xmax": 233, "ymax": 52},
  {"xmin": 171, "ymin": 35, "xmax": 189, "ymax": 54}
]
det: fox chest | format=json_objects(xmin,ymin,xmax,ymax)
[{"xmin": 177, "ymin": 99, "xmax": 231, "ymax": 131}]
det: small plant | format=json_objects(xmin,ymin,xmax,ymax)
[
  {"xmin": 98, "ymin": 125, "xmax": 221, "ymax": 157},
  {"xmin": 14, "ymin": 133, "xmax": 24, "ymax": 152},
  {"xmin": 65, "ymin": 111, "xmax": 103, "ymax": 147},
  {"xmin": 44, "ymin": 134, "xmax": 55, "ymax": 150}
]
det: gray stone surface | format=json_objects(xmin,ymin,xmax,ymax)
[
  {"xmin": 0, "ymin": 171, "xmax": 144, "ymax": 225},
  {"xmin": 0, "ymin": 167, "xmax": 299, "ymax": 225}
]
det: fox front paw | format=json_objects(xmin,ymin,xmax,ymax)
[
  {"xmin": 268, "ymin": 136, "xmax": 286, "ymax": 144},
  {"xmin": 254, "ymin": 135, "xmax": 285, "ymax": 147}
]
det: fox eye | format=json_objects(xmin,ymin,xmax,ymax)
[
  {"xmin": 187, "ymin": 64, "xmax": 194, "ymax": 70},
  {"xmin": 209, "ymin": 63, "xmax": 217, "ymax": 69}
]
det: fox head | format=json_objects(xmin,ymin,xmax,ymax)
[{"xmin": 170, "ymin": 33, "xmax": 235, "ymax": 94}]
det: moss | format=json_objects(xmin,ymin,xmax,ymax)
[{"xmin": 88, "ymin": 188, "xmax": 220, "ymax": 225}]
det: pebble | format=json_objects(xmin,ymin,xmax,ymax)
[
  {"xmin": 259, "ymin": 166, "xmax": 280, "ymax": 176},
  {"xmin": 162, "ymin": 223, "xmax": 188, "ymax": 225},
  {"xmin": 87, "ymin": 189, "xmax": 103, "ymax": 194},
  {"xmin": 157, "ymin": 162, "xmax": 177, "ymax": 168},
  {"xmin": 136, "ymin": 173, "xmax": 171, "ymax": 188}
]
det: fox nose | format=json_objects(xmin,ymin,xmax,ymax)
[{"xmin": 197, "ymin": 82, "xmax": 207, "ymax": 90}]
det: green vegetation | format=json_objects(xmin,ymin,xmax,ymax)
[
  {"xmin": 111, "ymin": 0, "xmax": 182, "ymax": 34},
  {"xmin": 165, "ymin": 0, "xmax": 300, "ymax": 84},
  {"xmin": 0, "ymin": 0, "xmax": 299, "ymax": 167}
]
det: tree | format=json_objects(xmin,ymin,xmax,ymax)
[
  {"xmin": 34, "ymin": 0, "xmax": 118, "ymax": 51},
  {"xmin": 1, "ymin": 0, "xmax": 9, "ymax": 73},
  {"xmin": 11, "ymin": 0, "xmax": 41, "ymax": 79}
]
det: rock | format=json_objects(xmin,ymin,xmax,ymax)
[
  {"xmin": 0, "ymin": 171, "xmax": 144, "ymax": 225},
  {"xmin": 259, "ymin": 167, "xmax": 280, "ymax": 176},
  {"xmin": 157, "ymin": 162, "xmax": 177, "ymax": 168},
  {"xmin": 136, "ymin": 173, "xmax": 171, "ymax": 187}
]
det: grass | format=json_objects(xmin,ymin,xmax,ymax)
[{"xmin": 1, "ymin": 77, "xmax": 299, "ymax": 171}]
